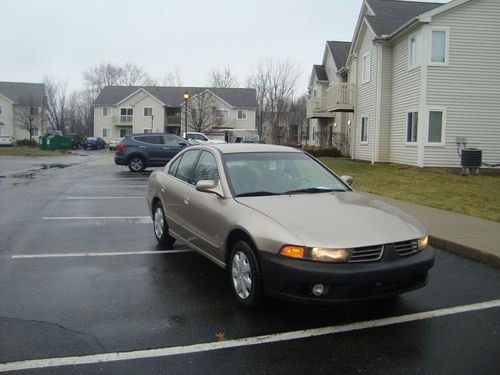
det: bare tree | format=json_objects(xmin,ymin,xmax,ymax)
[
  {"xmin": 120, "ymin": 63, "xmax": 154, "ymax": 86},
  {"xmin": 208, "ymin": 66, "xmax": 238, "ymax": 88},
  {"xmin": 16, "ymin": 98, "xmax": 38, "ymax": 140},
  {"xmin": 288, "ymin": 94, "xmax": 307, "ymax": 144},
  {"xmin": 247, "ymin": 59, "xmax": 301, "ymax": 144},
  {"xmin": 185, "ymin": 89, "xmax": 224, "ymax": 133},
  {"xmin": 163, "ymin": 66, "xmax": 184, "ymax": 86},
  {"xmin": 44, "ymin": 77, "xmax": 68, "ymax": 132}
]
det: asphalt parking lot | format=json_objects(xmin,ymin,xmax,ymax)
[{"xmin": 0, "ymin": 150, "xmax": 499, "ymax": 374}]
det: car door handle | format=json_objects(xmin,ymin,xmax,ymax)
[
  {"xmin": 162, "ymin": 147, "xmax": 171, "ymax": 150},
  {"xmin": 139, "ymin": 146, "xmax": 146, "ymax": 148},
  {"xmin": 183, "ymin": 195, "xmax": 190, "ymax": 205},
  {"xmin": 160, "ymin": 184, "xmax": 166, "ymax": 192}
]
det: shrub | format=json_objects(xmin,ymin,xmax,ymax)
[
  {"xmin": 16, "ymin": 139, "xmax": 38, "ymax": 147},
  {"xmin": 302, "ymin": 146, "xmax": 342, "ymax": 158}
]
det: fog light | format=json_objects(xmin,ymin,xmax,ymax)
[
  {"xmin": 312, "ymin": 284, "xmax": 326, "ymax": 296},
  {"xmin": 417, "ymin": 235, "xmax": 428, "ymax": 251}
]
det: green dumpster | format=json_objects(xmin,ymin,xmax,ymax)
[{"xmin": 40, "ymin": 134, "xmax": 72, "ymax": 151}]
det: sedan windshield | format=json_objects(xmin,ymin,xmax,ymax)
[{"xmin": 223, "ymin": 152, "xmax": 349, "ymax": 197}]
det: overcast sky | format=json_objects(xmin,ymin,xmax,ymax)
[{"xmin": 1, "ymin": 0, "xmax": 448, "ymax": 94}]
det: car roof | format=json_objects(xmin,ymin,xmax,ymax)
[{"xmin": 205, "ymin": 143, "xmax": 303, "ymax": 154}]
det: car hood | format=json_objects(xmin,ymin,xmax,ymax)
[{"xmin": 235, "ymin": 191, "xmax": 426, "ymax": 248}]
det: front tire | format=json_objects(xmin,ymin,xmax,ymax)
[
  {"xmin": 128, "ymin": 156, "xmax": 146, "ymax": 172},
  {"xmin": 153, "ymin": 202, "xmax": 176, "ymax": 247},
  {"xmin": 229, "ymin": 241, "xmax": 263, "ymax": 308}
]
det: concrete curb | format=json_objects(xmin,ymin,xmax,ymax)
[{"xmin": 429, "ymin": 235, "xmax": 500, "ymax": 269}]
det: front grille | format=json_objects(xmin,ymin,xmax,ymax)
[
  {"xmin": 394, "ymin": 239, "xmax": 418, "ymax": 257},
  {"xmin": 348, "ymin": 245, "xmax": 384, "ymax": 263}
]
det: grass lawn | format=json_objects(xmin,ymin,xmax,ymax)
[
  {"xmin": 320, "ymin": 158, "xmax": 500, "ymax": 222},
  {"xmin": 0, "ymin": 146, "xmax": 64, "ymax": 157}
]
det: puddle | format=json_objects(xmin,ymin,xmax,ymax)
[
  {"xmin": 40, "ymin": 163, "xmax": 72, "ymax": 170},
  {"xmin": 11, "ymin": 171, "xmax": 37, "ymax": 179}
]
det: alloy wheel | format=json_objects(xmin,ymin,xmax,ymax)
[{"xmin": 231, "ymin": 251, "xmax": 252, "ymax": 300}]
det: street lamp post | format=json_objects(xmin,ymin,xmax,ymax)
[
  {"xmin": 151, "ymin": 114, "xmax": 154, "ymax": 132},
  {"xmin": 183, "ymin": 91, "xmax": 190, "ymax": 139}
]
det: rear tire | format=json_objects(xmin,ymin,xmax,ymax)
[
  {"xmin": 153, "ymin": 202, "xmax": 176, "ymax": 247},
  {"xmin": 229, "ymin": 241, "xmax": 263, "ymax": 308},
  {"xmin": 128, "ymin": 156, "xmax": 146, "ymax": 172}
]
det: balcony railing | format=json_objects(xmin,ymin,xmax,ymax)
[
  {"xmin": 165, "ymin": 115, "xmax": 181, "ymax": 125},
  {"xmin": 326, "ymin": 83, "xmax": 355, "ymax": 112},
  {"xmin": 306, "ymin": 97, "xmax": 335, "ymax": 119},
  {"xmin": 113, "ymin": 115, "xmax": 133, "ymax": 125}
]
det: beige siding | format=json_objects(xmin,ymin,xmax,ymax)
[
  {"xmin": 378, "ymin": 44, "xmax": 393, "ymax": 162},
  {"xmin": 425, "ymin": 0, "xmax": 500, "ymax": 167},
  {"xmin": 93, "ymin": 105, "xmax": 118, "ymax": 138},
  {"xmin": 0, "ymin": 96, "xmax": 14, "ymax": 136},
  {"xmin": 389, "ymin": 29, "xmax": 422, "ymax": 166},
  {"xmin": 324, "ymin": 50, "xmax": 340, "ymax": 85},
  {"xmin": 120, "ymin": 91, "xmax": 165, "ymax": 134},
  {"xmin": 353, "ymin": 24, "xmax": 377, "ymax": 161}
]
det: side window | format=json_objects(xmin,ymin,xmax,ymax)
[
  {"xmin": 193, "ymin": 151, "xmax": 219, "ymax": 185},
  {"xmin": 175, "ymin": 150, "xmax": 200, "ymax": 184},
  {"xmin": 135, "ymin": 135, "xmax": 163, "ymax": 144},
  {"xmin": 164, "ymin": 135, "xmax": 186, "ymax": 146},
  {"xmin": 168, "ymin": 156, "xmax": 181, "ymax": 176}
]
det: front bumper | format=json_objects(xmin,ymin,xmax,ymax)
[{"xmin": 259, "ymin": 245, "xmax": 435, "ymax": 304}]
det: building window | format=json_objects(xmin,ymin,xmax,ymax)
[
  {"xmin": 143, "ymin": 107, "xmax": 153, "ymax": 117},
  {"xmin": 31, "ymin": 127, "xmax": 39, "ymax": 136},
  {"xmin": 360, "ymin": 116, "xmax": 368, "ymax": 143},
  {"xmin": 120, "ymin": 108, "xmax": 133, "ymax": 122},
  {"xmin": 431, "ymin": 29, "xmax": 448, "ymax": 64},
  {"xmin": 428, "ymin": 110, "xmax": 444, "ymax": 143},
  {"xmin": 0, "ymin": 105, "xmax": 3, "ymax": 114},
  {"xmin": 409, "ymin": 31, "xmax": 421, "ymax": 68},
  {"xmin": 30, "ymin": 107, "xmax": 37, "ymax": 116},
  {"xmin": 102, "ymin": 107, "xmax": 112, "ymax": 117},
  {"xmin": 406, "ymin": 112, "xmax": 419, "ymax": 143},
  {"xmin": 237, "ymin": 110, "xmax": 247, "ymax": 120},
  {"xmin": 143, "ymin": 128, "xmax": 152, "ymax": 134},
  {"xmin": 102, "ymin": 128, "xmax": 112, "ymax": 138},
  {"xmin": 119, "ymin": 129, "xmax": 129, "ymax": 137},
  {"xmin": 214, "ymin": 109, "xmax": 229, "ymax": 121},
  {"xmin": 362, "ymin": 53, "xmax": 371, "ymax": 83}
]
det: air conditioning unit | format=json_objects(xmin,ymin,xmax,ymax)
[{"xmin": 461, "ymin": 148, "xmax": 482, "ymax": 175}]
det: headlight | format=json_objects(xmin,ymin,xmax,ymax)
[
  {"xmin": 280, "ymin": 246, "xmax": 350, "ymax": 263},
  {"xmin": 417, "ymin": 235, "xmax": 428, "ymax": 251}
]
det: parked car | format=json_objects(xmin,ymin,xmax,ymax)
[
  {"xmin": 184, "ymin": 132, "xmax": 226, "ymax": 144},
  {"xmin": 82, "ymin": 137, "xmax": 106, "ymax": 150},
  {"xmin": 0, "ymin": 135, "xmax": 15, "ymax": 146},
  {"xmin": 115, "ymin": 133, "xmax": 189, "ymax": 172},
  {"xmin": 108, "ymin": 137, "xmax": 123, "ymax": 151},
  {"xmin": 147, "ymin": 144, "xmax": 435, "ymax": 308},
  {"xmin": 65, "ymin": 133, "xmax": 82, "ymax": 149}
]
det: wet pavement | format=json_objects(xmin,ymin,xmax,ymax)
[{"xmin": 0, "ymin": 151, "xmax": 499, "ymax": 374}]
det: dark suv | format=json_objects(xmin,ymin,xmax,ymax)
[{"xmin": 114, "ymin": 133, "xmax": 189, "ymax": 172}]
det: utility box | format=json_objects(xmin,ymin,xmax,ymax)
[{"xmin": 461, "ymin": 148, "xmax": 482, "ymax": 175}]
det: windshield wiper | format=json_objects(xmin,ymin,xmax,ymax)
[
  {"xmin": 235, "ymin": 191, "xmax": 282, "ymax": 197},
  {"xmin": 284, "ymin": 187, "xmax": 345, "ymax": 195}
]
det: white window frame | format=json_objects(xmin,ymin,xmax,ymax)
[
  {"xmin": 408, "ymin": 31, "xmax": 422, "ymax": 69},
  {"xmin": 119, "ymin": 129, "xmax": 128, "ymax": 137},
  {"xmin": 361, "ymin": 52, "xmax": 371, "ymax": 84},
  {"xmin": 405, "ymin": 111, "xmax": 419, "ymax": 144},
  {"xmin": 30, "ymin": 107, "xmax": 37, "ymax": 116},
  {"xmin": 0, "ymin": 104, "xmax": 3, "ymax": 114},
  {"xmin": 237, "ymin": 110, "xmax": 247, "ymax": 120},
  {"xmin": 143, "ymin": 107, "xmax": 153, "ymax": 117},
  {"xmin": 31, "ymin": 127, "xmax": 39, "ymax": 136},
  {"xmin": 0, "ymin": 125, "xmax": 4, "ymax": 135},
  {"xmin": 143, "ymin": 128, "xmax": 152, "ymax": 134},
  {"xmin": 215, "ymin": 109, "xmax": 229, "ymax": 121},
  {"xmin": 360, "ymin": 116, "xmax": 368, "ymax": 144},
  {"xmin": 102, "ymin": 127, "xmax": 112, "ymax": 138},
  {"xmin": 102, "ymin": 107, "xmax": 112, "ymax": 117},
  {"xmin": 429, "ymin": 27, "xmax": 449, "ymax": 66},
  {"xmin": 426, "ymin": 108, "xmax": 446, "ymax": 146}
]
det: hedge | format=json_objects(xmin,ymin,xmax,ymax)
[
  {"xmin": 16, "ymin": 139, "xmax": 38, "ymax": 147},
  {"xmin": 302, "ymin": 146, "xmax": 342, "ymax": 158}
]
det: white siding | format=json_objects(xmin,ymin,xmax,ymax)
[
  {"xmin": 0, "ymin": 96, "xmax": 14, "ymax": 137},
  {"xmin": 390, "ymin": 29, "xmax": 423, "ymax": 166},
  {"xmin": 378, "ymin": 44, "xmax": 393, "ymax": 162},
  {"xmin": 353, "ymin": 24, "xmax": 377, "ymax": 161},
  {"xmin": 425, "ymin": 0, "xmax": 500, "ymax": 167}
]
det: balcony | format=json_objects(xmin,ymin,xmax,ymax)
[
  {"xmin": 326, "ymin": 83, "xmax": 355, "ymax": 112},
  {"xmin": 306, "ymin": 97, "xmax": 335, "ymax": 119},
  {"xmin": 165, "ymin": 115, "xmax": 181, "ymax": 126},
  {"xmin": 113, "ymin": 115, "xmax": 133, "ymax": 125}
]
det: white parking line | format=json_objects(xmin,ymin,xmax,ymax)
[
  {"xmin": 80, "ymin": 185, "xmax": 146, "ymax": 188},
  {"xmin": 43, "ymin": 216, "xmax": 152, "ymax": 223},
  {"xmin": 65, "ymin": 197, "xmax": 144, "ymax": 200},
  {"xmin": 1, "ymin": 299, "xmax": 499, "ymax": 373},
  {"xmin": 11, "ymin": 250, "xmax": 193, "ymax": 259},
  {"xmin": 95, "ymin": 178, "xmax": 149, "ymax": 180}
]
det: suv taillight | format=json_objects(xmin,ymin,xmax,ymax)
[{"xmin": 116, "ymin": 144, "xmax": 127, "ymax": 151}]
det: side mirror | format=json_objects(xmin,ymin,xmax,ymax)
[
  {"xmin": 196, "ymin": 180, "xmax": 224, "ymax": 198},
  {"xmin": 341, "ymin": 175, "xmax": 353, "ymax": 186},
  {"xmin": 179, "ymin": 142, "xmax": 189, "ymax": 147}
]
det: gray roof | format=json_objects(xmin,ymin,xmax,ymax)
[
  {"xmin": 95, "ymin": 86, "xmax": 258, "ymax": 108},
  {"xmin": 313, "ymin": 65, "xmax": 328, "ymax": 81},
  {"xmin": 0, "ymin": 81, "xmax": 45, "ymax": 105},
  {"xmin": 326, "ymin": 41, "xmax": 351, "ymax": 70},
  {"xmin": 365, "ymin": 0, "xmax": 443, "ymax": 37}
]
